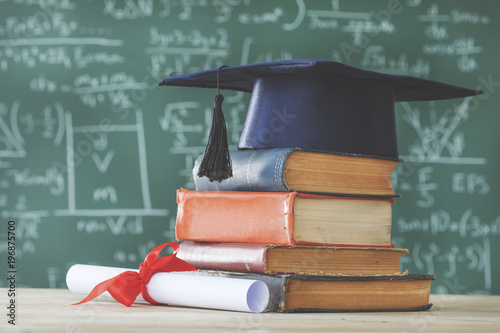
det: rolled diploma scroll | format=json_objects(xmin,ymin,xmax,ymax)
[{"xmin": 66, "ymin": 264, "xmax": 269, "ymax": 313}]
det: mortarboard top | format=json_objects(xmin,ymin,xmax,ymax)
[{"xmin": 159, "ymin": 59, "xmax": 481, "ymax": 180}]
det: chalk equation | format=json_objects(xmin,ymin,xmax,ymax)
[
  {"xmin": 418, "ymin": 2, "xmax": 489, "ymax": 72},
  {"xmin": 397, "ymin": 239, "xmax": 493, "ymax": 293}
]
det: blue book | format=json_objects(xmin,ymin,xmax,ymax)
[{"xmin": 193, "ymin": 148, "xmax": 400, "ymax": 197}]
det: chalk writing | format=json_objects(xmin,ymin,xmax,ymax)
[
  {"xmin": 0, "ymin": 0, "xmax": 497, "ymax": 295},
  {"xmin": 76, "ymin": 216, "xmax": 144, "ymax": 236},
  {"xmin": 6, "ymin": 167, "xmax": 64, "ymax": 195},
  {"xmin": 361, "ymin": 46, "xmax": 430, "ymax": 77},
  {"xmin": 451, "ymin": 172, "xmax": 489, "ymax": 195},
  {"xmin": 408, "ymin": 239, "xmax": 492, "ymax": 291},
  {"xmin": 239, "ymin": 6, "xmax": 284, "ymax": 25},
  {"xmin": 0, "ymin": 44, "xmax": 123, "ymax": 71},
  {"xmin": 397, "ymin": 210, "xmax": 500, "ymax": 238},
  {"xmin": 103, "ymin": 0, "xmax": 155, "ymax": 20},
  {"xmin": 2, "ymin": 13, "xmax": 78, "ymax": 37},
  {"xmin": 418, "ymin": 2, "xmax": 489, "ymax": 72},
  {"xmin": 147, "ymin": 27, "xmax": 230, "ymax": 77}
]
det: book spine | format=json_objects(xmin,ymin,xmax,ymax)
[
  {"xmin": 176, "ymin": 189, "xmax": 297, "ymax": 245},
  {"xmin": 193, "ymin": 148, "xmax": 295, "ymax": 192},
  {"xmin": 177, "ymin": 241, "xmax": 269, "ymax": 274}
]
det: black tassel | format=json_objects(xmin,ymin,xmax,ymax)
[{"xmin": 197, "ymin": 66, "xmax": 232, "ymax": 182}]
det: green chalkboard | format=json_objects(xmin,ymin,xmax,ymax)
[{"xmin": 1, "ymin": 0, "xmax": 499, "ymax": 295}]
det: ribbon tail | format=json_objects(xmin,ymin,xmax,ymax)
[
  {"xmin": 73, "ymin": 271, "xmax": 142, "ymax": 307},
  {"xmin": 73, "ymin": 277, "xmax": 117, "ymax": 305}
]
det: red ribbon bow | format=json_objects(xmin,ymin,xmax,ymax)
[{"xmin": 74, "ymin": 242, "xmax": 197, "ymax": 307}]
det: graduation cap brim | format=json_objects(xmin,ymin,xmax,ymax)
[
  {"xmin": 159, "ymin": 59, "xmax": 481, "ymax": 166},
  {"xmin": 159, "ymin": 59, "xmax": 481, "ymax": 102}
]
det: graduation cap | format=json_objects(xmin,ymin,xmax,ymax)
[{"xmin": 159, "ymin": 59, "xmax": 481, "ymax": 182}]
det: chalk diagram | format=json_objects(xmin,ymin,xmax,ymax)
[
  {"xmin": 1, "ymin": 107, "xmax": 168, "ymax": 219},
  {"xmin": 55, "ymin": 109, "xmax": 168, "ymax": 217},
  {"xmin": 0, "ymin": 101, "xmax": 25, "ymax": 160},
  {"xmin": 399, "ymin": 97, "xmax": 486, "ymax": 165}
]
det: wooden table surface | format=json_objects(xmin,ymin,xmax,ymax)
[{"xmin": 1, "ymin": 288, "xmax": 499, "ymax": 332}]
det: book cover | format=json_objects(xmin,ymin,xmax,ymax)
[{"xmin": 176, "ymin": 189, "xmax": 394, "ymax": 246}]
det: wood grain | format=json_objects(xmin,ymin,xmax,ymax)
[{"xmin": 1, "ymin": 288, "xmax": 499, "ymax": 332}]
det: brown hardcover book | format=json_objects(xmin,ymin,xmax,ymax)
[
  {"xmin": 176, "ymin": 189, "xmax": 394, "ymax": 246},
  {"xmin": 189, "ymin": 271, "xmax": 435, "ymax": 313},
  {"xmin": 178, "ymin": 241, "xmax": 408, "ymax": 276}
]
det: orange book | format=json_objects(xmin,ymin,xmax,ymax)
[{"xmin": 176, "ymin": 189, "xmax": 394, "ymax": 246}]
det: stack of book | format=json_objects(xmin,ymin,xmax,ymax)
[
  {"xmin": 160, "ymin": 59, "xmax": 480, "ymax": 313},
  {"xmin": 175, "ymin": 148, "xmax": 435, "ymax": 313}
]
